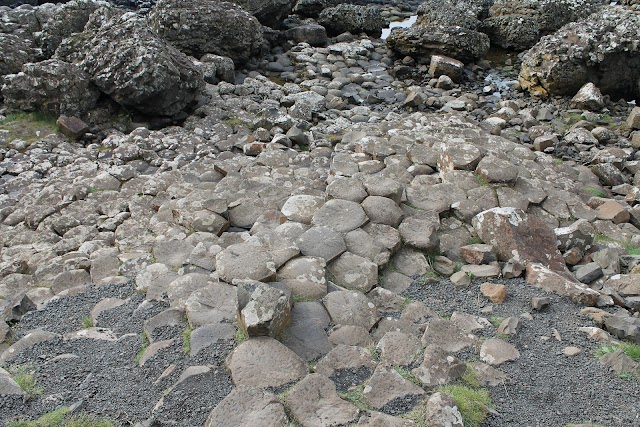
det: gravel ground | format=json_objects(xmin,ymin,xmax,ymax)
[
  {"xmin": 0, "ymin": 283, "xmax": 234, "ymax": 427},
  {"xmin": 402, "ymin": 278, "xmax": 640, "ymax": 427}
]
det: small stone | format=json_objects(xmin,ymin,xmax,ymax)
[
  {"xmin": 237, "ymin": 281, "xmax": 291, "ymax": 338},
  {"xmin": 480, "ymin": 283, "xmax": 507, "ymax": 304},
  {"xmin": 424, "ymin": 392, "xmax": 464, "ymax": 427},
  {"xmin": 56, "ymin": 115, "xmax": 89, "ymax": 139},
  {"xmin": 570, "ymin": 82, "xmax": 604, "ymax": 111},
  {"xmin": 627, "ymin": 106, "xmax": 640, "ymax": 130},
  {"xmin": 480, "ymin": 338, "xmax": 520, "ymax": 365},
  {"xmin": 531, "ymin": 297, "xmax": 551, "ymax": 310},
  {"xmin": 450, "ymin": 271, "xmax": 471, "ymax": 287},
  {"xmin": 563, "ymin": 346, "xmax": 582, "ymax": 356}
]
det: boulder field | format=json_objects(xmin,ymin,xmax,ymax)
[{"xmin": 1, "ymin": 0, "xmax": 640, "ymax": 426}]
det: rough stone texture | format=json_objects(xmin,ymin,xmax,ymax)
[
  {"xmin": 363, "ymin": 364, "xmax": 425, "ymax": 411},
  {"xmin": 387, "ymin": 24, "xmax": 490, "ymax": 64},
  {"xmin": 312, "ymin": 199, "xmax": 368, "ymax": 233},
  {"xmin": 421, "ymin": 319, "xmax": 475, "ymax": 353},
  {"xmin": 328, "ymin": 252, "xmax": 378, "ymax": 293},
  {"xmin": 480, "ymin": 338, "xmax": 521, "ymax": 365},
  {"xmin": 473, "ymin": 208, "xmax": 566, "ymax": 273},
  {"xmin": 216, "ymin": 243, "xmax": 276, "ymax": 283},
  {"xmin": 227, "ymin": 337, "xmax": 307, "ymax": 388},
  {"xmin": 424, "ymin": 392, "xmax": 464, "ymax": 427},
  {"xmin": 480, "ymin": 282, "xmax": 507, "ymax": 304},
  {"xmin": 231, "ymin": 0, "xmax": 295, "ymax": 28},
  {"xmin": 604, "ymin": 315, "xmax": 640, "ymax": 343},
  {"xmin": 281, "ymin": 302, "xmax": 332, "ymax": 361},
  {"xmin": 55, "ymin": 8, "xmax": 205, "ymax": 116},
  {"xmin": 148, "ymin": 0, "xmax": 264, "ymax": 64},
  {"xmin": 413, "ymin": 345, "xmax": 466, "ymax": 387},
  {"xmin": 0, "ymin": 33, "xmax": 35, "ymax": 77},
  {"xmin": 417, "ymin": 0, "xmax": 481, "ymax": 30},
  {"xmin": 483, "ymin": 0, "xmax": 605, "ymax": 50},
  {"xmin": 526, "ymin": 263, "xmax": 599, "ymax": 306},
  {"xmin": 519, "ymin": 6, "xmax": 640, "ymax": 98},
  {"xmin": 285, "ymin": 374, "xmax": 360, "ymax": 427},
  {"xmin": 570, "ymin": 82, "xmax": 605, "ymax": 111},
  {"xmin": 322, "ymin": 290, "xmax": 378, "ymax": 331},
  {"xmin": 277, "ymin": 256, "xmax": 327, "ymax": 300},
  {"xmin": 318, "ymin": 4, "xmax": 386, "ymax": 37},
  {"xmin": 2, "ymin": 59, "xmax": 100, "ymax": 117},
  {"xmin": 429, "ymin": 55, "xmax": 464, "ymax": 82},
  {"xmin": 204, "ymin": 386, "xmax": 287, "ymax": 427},
  {"xmin": 297, "ymin": 226, "xmax": 347, "ymax": 262},
  {"xmin": 237, "ymin": 281, "xmax": 291, "ymax": 338}
]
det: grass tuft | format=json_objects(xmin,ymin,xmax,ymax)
[
  {"xmin": 6, "ymin": 407, "xmax": 116, "ymax": 427},
  {"xmin": 9, "ymin": 364, "xmax": 43, "ymax": 399},
  {"xmin": 596, "ymin": 342, "xmax": 640, "ymax": 361},
  {"xmin": 461, "ymin": 364, "xmax": 481, "ymax": 389},
  {"xmin": 135, "ymin": 334, "xmax": 150, "ymax": 363},
  {"xmin": 584, "ymin": 186, "xmax": 608, "ymax": 198},
  {"xmin": 394, "ymin": 366, "xmax": 421, "ymax": 386},
  {"xmin": 182, "ymin": 327, "xmax": 192, "ymax": 355},
  {"xmin": 234, "ymin": 328, "xmax": 248, "ymax": 344},
  {"xmin": 338, "ymin": 384, "xmax": 370, "ymax": 411},
  {"xmin": 82, "ymin": 317, "xmax": 94, "ymax": 329},
  {"xmin": 437, "ymin": 384, "xmax": 492, "ymax": 427}
]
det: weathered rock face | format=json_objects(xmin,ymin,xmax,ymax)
[
  {"xmin": 0, "ymin": 33, "xmax": 35, "ymax": 77},
  {"xmin": 318, "ymin": 4, "xmax": 386, "ymax": 37},
  {"xmin": 416, "ymin": 0, "xmax": 482, "ymax": 30},
  {"xmin": 519, "ymin": 6, "xmax": 640, "ymax": 98},
  {"xmin": 292, "ymin": 0, "xmax": 330, "ymax": 18},
  {"xmin": 37, "ymin": 0, "xmax": 106, "ymax": 58},
  {"xmin": 148, "ymin": 0, "xmax": 264, "ymax": 65},
  {"xmin": 2, "ymin": 59, "xmax": 100, "ymax": 116},
  {"xmin": 386, "ymin": 25, "xmax": 490, "ymax": 64},
  {"xmin": 55, "ymin": 8, "xmax": 205, "ymax": 116},
  {"xmin": 483, "ymin": 0, "xmax": 606, "ymax": 50},
  {"xmin": 231, "ymin": 0, "xmax": 296, "ymax": 28}
]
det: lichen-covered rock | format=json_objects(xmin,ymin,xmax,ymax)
[
  {"xmin": 37, "ymin": 0, "xmax": 107, "ymax": 58},
  {"xmin": 386, "ymin": 25, "xmax": 490, "ymax": 64},
  {"xmin": 231, "ymin": 0, "xmax": 296, "ymax": 28},
  {"xmin": 2, "ymin": 59, "xmax": 100, "ymax": 116},
  {"xmin": 148, "ymin": 0, "xmax": 264, "ymax": 65},
  {"xmin": 416, "ymin": 0, "xmax": 482, "ymax": 30},
  {"xmin": 0, "ymin": 33, "xmax": 35, "ymax": 77},
  {"xmin": 483, "ymin": 0, "xmax": 606, "ymax": 50},
  {"xmin": 55, "ymin": 8, "xmax": 205, "ymax": 116},
  {"xmin": 318, "ymin": 4, "xmax": 387, "ymax": 37},
  {"xmin": 519, "ymin": 7, "xmax": 640, "ymax": 98}
]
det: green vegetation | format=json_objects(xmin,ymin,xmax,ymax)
[
  {"xmin": 9, "ymin": 364, "xmax": 43, "ymax": 399},
  {"xmin": 488, "ymin": 315, "xmax": 505, "ymax": 328},
  {"xmin": 437, "ymin": 384, "xmax": 492, "ymax": 427},
  {"xmin": 7, "ymin": 407, "xmax": 116, "ymax": 427},
  {"xmin": 584, "ymin": 186, "xmax": 608, "ymax": 198},
  {"xmin": 81, "ymin": 317, "xmax": 94, "ymax": 329},
  {"xmin": 593, "ymin": 233, "xmax": 640, "ymax": 255},
  {"xmin": 135, "ymin": 334, "xmax": 150, "ymax": 363},
  {"xmin": 461, "ymin": 364, "xmax": 481, "ymax": 389},
  {"xmin": 234, "ymin": 328, "xmax": 248, "ymax": 344},
  {"xmin": 367, "ymin": 344, "xmax": 380, "ymax": 360},
  {"xmin": 338, "ymin": 384, "xmax": 370, "ymax": 411},
  {"xmin": 0, "ymin": 112, "xmax": 59, "ymax": 146},
  {"xmin": 596, "ymin": 342, "xmax": 640, "ymax": 361},
  {"xmin": 182, "ymin": 327, "xmax": 192, "ymax": 354},
  {"xmin": 474, "ymin": 173, "xmax": 488, "ymax": 187},
  {"xmin": 394, "ymin": 366, "xmax": 421, "ymax": 386},
  {"xmin": 401, "ymin": 400, "xmax": 429, "ymax": 427}
]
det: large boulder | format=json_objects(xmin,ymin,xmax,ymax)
[
  {"xmin": 1, "ymin": 59, "xmax": 100, "ymax": 116},
  {"xmin": 416, "ymin": 0, "xmax": 482, "ymax": 30},
  {"xmin": 519, "ymin": 6, "xmax": 640, "ymax": 98},
  {"xmin": 386, "ymin": 25, "xmax": 490, "ymax": 64},
  {"xmin": 0, "ymin": 34, "xmax": 35, "ymax": 77},
  {"xmin": 292, "ymin": 0, "xmax": 331, "ymax": 18},
  {"xmin": 483, "ymin": 0, "xmax": 606, "ymax": 50},
  {"xmin": 318, "ymin": 4, "xmax": 387, "ymax": 37},
  {"xmin": 231, "ymin": 0, "xmax": 296, "ymax": 28},
  {"xmin": 36, "ymin": 0, "xmax": 106, "ymax": 58},
  {"xmin": 55, "ymin": 8, "xmax": 205, "ymax": 116},
  {"xmin": 148, "ymin": 0, "xmax": 264, "ymax": 65}
]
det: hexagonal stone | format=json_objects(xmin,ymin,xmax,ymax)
[
  {"xmin": 285, "ymin": 374, "xmax": 360, "ymax": 427},
  {"xmin": 361, "ymin": 196, "xmax": 404, "ymax": 227},
  {"xmin": 298, "ymin": 226, "xmax": 347, "ymax": 262},
  {"xmin": 421, "ymin": 319, "xmax": 475, "ymax": 353},
  {"xmin": 391, "ymin": 248, "xmax": 429, "ymax": 277},
  {"xmin": 412, "ymin": 345, "xmax": 466, "ymax": 387},
  {"xmin": 378, "ymin": 331, "xmax": 423, "ymax": 367},
  {"xmin": 424, "ymin": 392, "xmax": 464, "ymax": 427},
  {"xmin": 315, "ymin": 344, "xmax": 377, "ymax": 379},
  {"xmin": 363, "ymin": 364, "xmax": 425, "ymax": 412},
  {"xmin": 282, "ymin": 302, "xmax": 332, "ymax": 361},
  {"xmin": 363, "ymin": 223, "xmax": 402, "ymax": 253},
  {"xmin": 406, "ymin": 183, "xmax": 466, "ymax": 214},
  {"xmin": 398, "ymin": 212, "xmax": 440, "ymax": 251},
  {"xmin": 438, "ymin": 143, "xmax": 483, "ymax": 171},
  {"xmin": 345, "ymin": 228, "xmax": 387, "ymax": 266},
  {"xmin": 185, "ymin": 282, "xmax": 237, "ymax": 327},
  {"xmin": 216, "ymin": 243, "xmax": 276, "ymax": 283},
  {"xmin": 326, "ymin": 177, "xmax": 368, "ymax": 202},
  {"xmin": 328, "ymin": 252, "xmax": 378, "ymax": 293},
  {"xmin": 475, "ymin": 155, "xmax": 518, "ymax": 183},
  {"xmin": 322, "ymin": 291, "xmax": 378, "ymax": 331},
  {"xmin": 281, "ymin": 195, "xmax": 325, "ymax": 224},
  {"xmin": 227, "ymin": 337, "xmax": 308, "ymax": 389},
  {"xmin": 190, "ymin": 210, "xmax": 229, "ymax": 234},
  {"xmin": 0, "ymin": 330, "xmax": 60, "ymax": 364},
  {"xmin": 204, "ymin": 386, "xmax": 287, "ymax": 427},
  {"xmin": 277, "ymin": 256, "xmax": 328, "ymax": 300},
  {"xmin": 328, "ymin": 325, "xmax": 373, "ymax": 347},
  {"xmin": 312, "ymin": 199, "xmax": 368, "ymax": 233}
]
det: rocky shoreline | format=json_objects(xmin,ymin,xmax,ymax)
[{"xmin": 1, "ymin": 0, "xmax": 639, "ymax": 426}]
